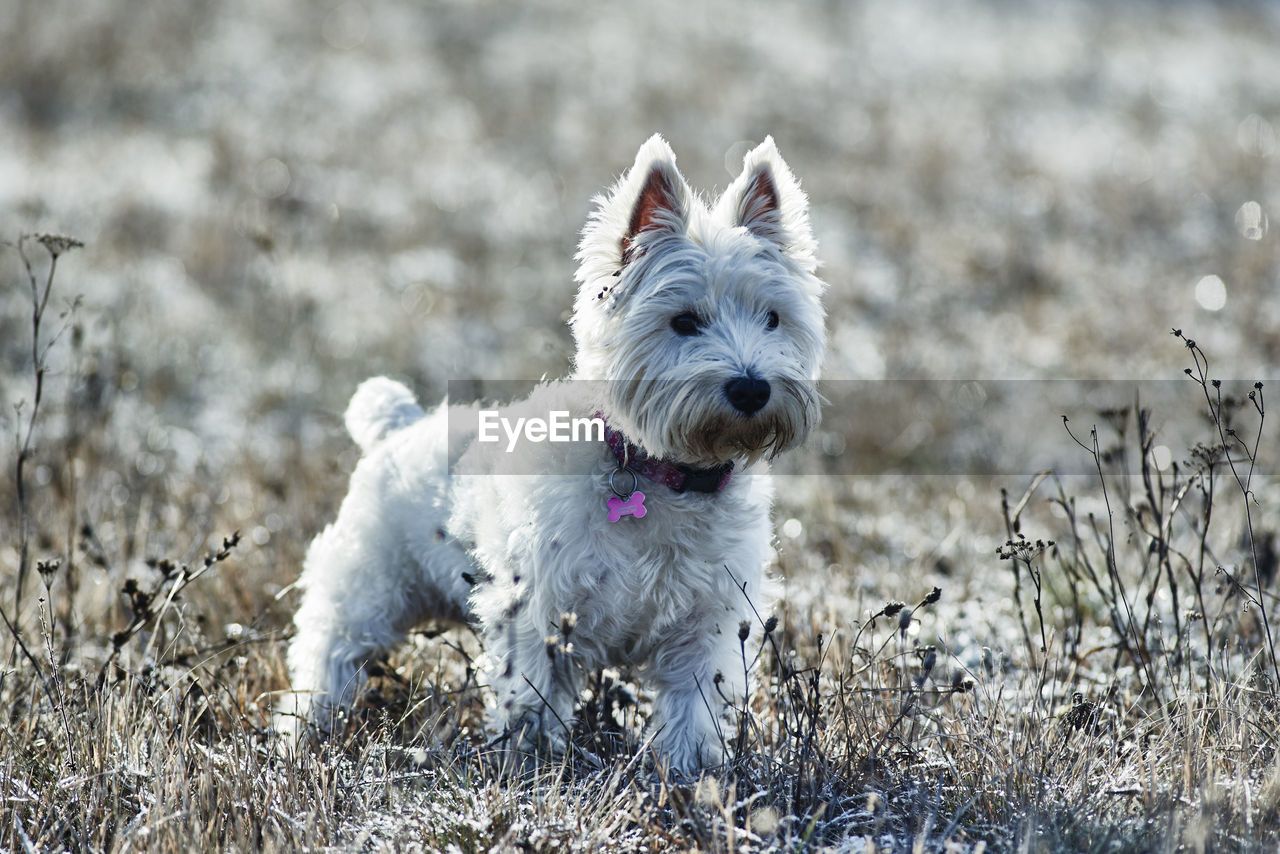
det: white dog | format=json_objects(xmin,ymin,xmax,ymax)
[{"xmin": 282, "ymin": 135, "xmax": 827, "ymax": 775}]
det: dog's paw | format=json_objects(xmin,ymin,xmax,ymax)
[
  {"xmin": 510, "ymin": 712, "xmax": 572, "ymax": 756},
  {"xmin": 486, "ymin": 710, "xmax": 580, "ymax": 777},
  {"xmin": 652, "ymin": 732, "xmax": 725, "ymax": 780}
]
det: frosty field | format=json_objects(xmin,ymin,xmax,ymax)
[{"xmin": 3, "ymin": 0, "xmax": 1280, "ymax": 850}]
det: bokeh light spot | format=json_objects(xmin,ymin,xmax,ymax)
[
  {"xmin": 1237, "ymin": 114, "xmax": 1277, "ymax": 158},
  {"xmin": 1194, "ymin": 275, "xmax": 1226, "ymax": 311},
  {"xmin": 253, "ymin": 157, "xmax": 291, "ymax": 199},
  {"xmin": 1235, "ymin": 201, "xmax": 1268, "ymax": 240}
]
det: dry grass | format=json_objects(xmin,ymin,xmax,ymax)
[{"xmin": 3, "ymin": 235, "xmax": 1279, "ymax": 852}]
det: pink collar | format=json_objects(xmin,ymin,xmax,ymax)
[{"xmin": 599, "ymin": 416, "xmax": 734, "ymax": 494}]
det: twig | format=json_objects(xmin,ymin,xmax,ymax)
[
  {"xmin": 5, "ymin": 234, "xmax": 82, "ymax": 692},
  {"xmin": 1063, "ymin": 416, "xmax": 1163, "ymax": 704},
  {"xmin": 1175, "ymin": 329, "xmax": 1279, "ymax": 690}
]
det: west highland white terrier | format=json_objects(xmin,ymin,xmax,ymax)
[{"xmin": 281, "ymin": 135, "xmax": 827, "ymax": 775}]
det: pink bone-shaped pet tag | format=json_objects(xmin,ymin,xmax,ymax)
[{"xmin": 606, "ymin": 491, "xmax": 646, "ymax": 522}]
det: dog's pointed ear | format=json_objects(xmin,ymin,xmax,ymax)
[
  {"xmin": 622, "ymin": 157, "xmax": 685, "ymax": 266},
  {"xmin": 577, "ymin": 135, "xmax": 690, "ymax": 280},
  {"xmin": 716, "ymin": 137, "xmax": 817, "ymax": 273}
]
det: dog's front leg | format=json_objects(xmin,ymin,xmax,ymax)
[
  {"xmin": 488, "ymin": 616, "xmax": 580, "ymax": 763},
  {"xmin": 648, "ymin": 624, "xmax": 744, "ymax": 777}
]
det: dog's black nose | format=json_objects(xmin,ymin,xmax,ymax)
[{"xmin": 724, "ymin": 376, "xmax": 771, "ymax": 415}]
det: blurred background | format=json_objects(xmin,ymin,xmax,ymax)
[{"xmin": 2, "ymin": 0, "xmax": 1279, "ymax": 616}]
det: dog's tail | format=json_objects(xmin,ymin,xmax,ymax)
[{"xmin": 344, "ymin": 377, "xmax": 425, "ymax": 453}]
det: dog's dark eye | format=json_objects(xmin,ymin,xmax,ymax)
[
  {"xmin": 670, "ymin": 313, "xmax": 702, "ymax": 336},
  {"xmin": 766, "ymin": 310, "xmax": 780, "ymax": 330}
]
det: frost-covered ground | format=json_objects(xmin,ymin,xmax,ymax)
[{"xmin": 3, "ymin": 1, "xmax": 1280, "ymax": 851}]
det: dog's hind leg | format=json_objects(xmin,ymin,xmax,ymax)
[
  {"xmin": 279, "ymin": 525, "xmax": 414, "ymax": 738},
  {"xmin": 279, "ymin": 485, "xmax": 473, "ymax": 740}
]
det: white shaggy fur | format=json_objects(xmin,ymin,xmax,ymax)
[{"xmin": 281, "ymin": 135, "xmax": 827, "ymax": 775}]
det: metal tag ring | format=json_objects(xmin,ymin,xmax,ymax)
[{"xmin": 608, "ymin": 466, "xmax": 639, "ymax": 499}]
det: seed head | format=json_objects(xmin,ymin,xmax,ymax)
[
  {"xmin": 920, "ymin": 647, "xmax": 937, "ymax": 677},
  {"xmin": 35, "ymin": 234, "xmax": 84, "ymax": 257},
  {"xmin": 694, "ymin": 776, "xmax": 720, "ymax": 806},
  {"xmin": 738, "ymin": 620, "xmax": 751, "ymax": 642},
  {"xmin": 751, "ymin": 806, "xmax": 780, "ymax": 836}
]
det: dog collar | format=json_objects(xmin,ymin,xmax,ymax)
[{"xmin": 599, "ymin": 416, "xmax": 734, "ymax": 495}]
